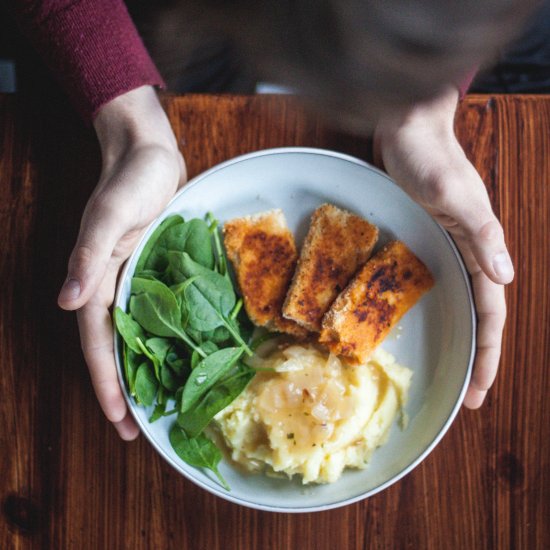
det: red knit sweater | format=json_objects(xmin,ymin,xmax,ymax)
[{"xmin": 10, "ymin": 0, "xmax": 164, "ymax": 121}]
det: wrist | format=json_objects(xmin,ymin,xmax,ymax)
[
  {"xmin": 93, "ymin": 86, "xmax": 178, "ymax": 162},
  {"xmin": 375, "ymin": 86, "xmax": 459, "ymax": 144}
]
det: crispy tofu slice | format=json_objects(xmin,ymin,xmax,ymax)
[
  {"xmin": 223, "ymin": 209, "xmax": 309, "ymax": 338},
  {"xmin": 282, "ymin": 204, "xmax": 379, "ymax": 332},
  {"xmin": 319, "ymin": 241, "xmax": 434, "ymax": 364}
]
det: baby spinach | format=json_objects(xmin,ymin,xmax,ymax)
[
  {"xmin": 141, "ymin": 216, "xmax": 215, "ymax": 273},
  {"xmin": 136, "ymin": 337, "xmax": 161, "ymax": 380},
  {"xmin": 114, "ymin": 307, "xmax": 147, "ymax": 354},
  {"xmin": 145, "ymin": 337, "xmax": 172, "ymax": 365},
  {"xmin": 115, "ymin": 212, "xmax": 262, "ymax": 490},
  {"xmin": 166, "ymin": 348, "xmax": 189, "ymax": 377},
  {"xmin": 168, "ymin": 252, "xmax": 252, "ymax": 354},
  {"xmin": 169, "ymin": 251, "xmax": 235, "ymax": 311},
  {"xmin": 133, "ymin": 269, "xmax": 162, "ymax": 281},
  {"xmin": 160, "ymin": 364, "xmax": 179, "ymax": 392},
  {"xmin": 206, "ymin": 212, "xmax": 230, "ymax": 278},
  {"xmin": 169, "ymin": 424, "xmax": 229, "ymax": 490},
  {"xmin": 149, "ymin": 402, "xmax": 166, "ymax": 423},
  {"xmin": 178, "ymin": 219, "xmax": 215, "ymax": 269},
  {"xmin": 150, "ymin": 402, "xmax": 178, "ymax": 423},
  {"xmin": 177, "ymin": 362, "xmax": 255, "ymax": 438},
  {"xmin": 134, "ymin": 362, "xmax": 158, "ymax": 406},
  {"xmin": 180, "ymin": 347, "xmax": 243, "ymax": 413},
  {"xmin": 135, "ymin": 214, "xmax": 184, "ymax": 273},
  {"xmin": 171, "ymin": 277, "xmax": 199, "ymax": 306},
  {"xmin": 190, "ymin": 349, "xmax": 202, "ymax": 370},
  {"xmin": 204, "ymin": 326, "xmax": 231, "ymax": 344},
  {"xmin": 123, "ymin": 343, "xmax": 140, "ymax": 396},
  {"xmin": 130, "ymin": 277, "xmax": 206, "ymax": 358},
  {"xmin": 199, "ymin": 341, "xmax": 219, "ymax": 356}
]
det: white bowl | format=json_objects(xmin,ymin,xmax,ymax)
[{"xmin": 114, "ymin": 147, "xmax": 475, "ymax": 512}]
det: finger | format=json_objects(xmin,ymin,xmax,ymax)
[
  {"xmin": 58, "ymin": 196, "xmax": 129, "ymax": 310},
  {"xmin": 77, "ymin": 299, "xmax": 134, "ymax": 434},
  {"xmin": 470, "ymin": 274, "xmax": 506, "ymax": 391},
  {"xmin": 436, "ymin": 165, "xmax": 514, "ymax": 285},
  {"xmin": 113, "ymin": 411, "xmax": 140, "ymax": 441},
  {"xmin": 454, "ymin": 239, "xmax": 506, "ymax": 408},
  {"xmin": 463, "ymin": 386, "xmax": 487, "ymax": 409}
]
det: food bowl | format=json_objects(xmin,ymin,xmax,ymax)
[{"xmin": 114, "ymin": 147, "xmax": 475, "ymax": 512}]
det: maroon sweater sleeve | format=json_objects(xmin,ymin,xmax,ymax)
[{"xmin": 10, "ymin": 0, "xmax": 164, "ymax": 122}]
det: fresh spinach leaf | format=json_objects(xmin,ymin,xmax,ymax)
[
  {"xmin": 157, "ymin": 384, "xmax": 167, "ymax": 405},
  {"xmin": 171, "ymin": 277, "xmax": 199, "ymax": 306},
  {"xmin": 143, "ymin": 217, "xmax": 215, "ymax": 273},
  {"xmin": 177, "ymin": 362, "xmax": 255, "ymax": 438},
  {"xmin": 169, "ymin": 424, "xmax": 229, "ymax": 490},
  {"xmin": 146, "ymin": 337, "xmax": 172, "ymax": 364},
  {"xmin": 168, "ymin": 252, "xmax": 251, "ymax": 353},
  {"xmin": 202, "ymin": 326, "xmax": 231, "ymax": 344},
  {"xmin": 130, "ymin": 277, "xmax": 206, "ymax": 357},
  {"xmin": 136, "ymin": 214, "xmax": 184, "ymax": 273},
  {"xmin": 180, "ymin": 285, "xmax": 225, "ymax": 332},
  {"xmin": 229, "ymin": 298, "xmax": 243, "ymax": 320},
  {"xmin": 149, "ymin": 402, "xmax": 166, "ymax": 423},
  {"xmin": 136, "ymin": 337, "xmax": 161, "ymax": 380},
  {"xmin": 191, "ymin": 350, "xmax": 202, "ymax": 370},
  {"xmin": 174, "ymin": 386, "xmax": 184, "ymax": 410},
  {"xmin": 206, "ymin": 212, "xmax": 231, "ymax": 281},
  {"xmin": 166, "ymin": 348, "xmax": 190, "ymax": 377},
  {"xmin": 133, "ymin": 269, "xmax": 162, "ymax": 281},
  {"xmin": 171, "ymin": 276, "xmax": 199, "ymax": 328},
  {"xmin": 134, "ymin": 362, "xmax": 158, "ymax": 406},
  {"xmin": 160, "ymin": 364, "xmax": 180, "ymax": 392},
  {"xmin": 236, "ymin": 306, "xmax": 255, "ymax": 346},
  {"xmin": 180, "ymin": 347, "xmax": 244, "ymax": 413},
  {"xmin": 114, "ymin": 307, "xmax": 147, "ymax": 354},
  {"xmin": 168, "ymin": 251, "xmax": 235, "ymax": 313},
  {"xmin": 200, "ymin": 341, "xmax": 219, "ymax": 356},
  {"xmin": 178, "ymin": 219, "xmax": 215, "ymax": 269},
  {"xmin": 123, "ymin": 343, "xmax": 140, "ymax": 396}
]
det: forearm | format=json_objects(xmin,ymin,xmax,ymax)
[{"xmin": 375, "ymin": 87, "xmax": 459, "ymax": 145}]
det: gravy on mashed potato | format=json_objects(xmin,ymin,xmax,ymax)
[{"xmin": 214, "ymin": 343, "xmax": 411, "ymax": 484}]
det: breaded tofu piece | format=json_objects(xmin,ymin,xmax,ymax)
[
  {"xmin": 283, "ymin": 204, "xmax": 379, "ymax": 332},
  {"xmin": 223, "ymin": 209, "xmax": 309, "ymax": 338},
  {"xmin": 319, "ymin": 241, "xmax": 434, "ymax": 364}
]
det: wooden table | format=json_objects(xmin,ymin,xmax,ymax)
[{"xmin": 0, "ymin": 94, "xmax": 548, "ymax": 549}]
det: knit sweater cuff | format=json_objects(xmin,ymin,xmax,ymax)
[{"xmin": 15, "ymin": 0, "xmax": 164, "ymax": 122}]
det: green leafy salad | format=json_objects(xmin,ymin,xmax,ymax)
[{"xmin": 114, "ymin": 213, "xmax": 263, "ymax": 490}]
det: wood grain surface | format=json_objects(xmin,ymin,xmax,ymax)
[{"xmin": 0, "ymin": 94, "xmax": 548, "ymax": 549}]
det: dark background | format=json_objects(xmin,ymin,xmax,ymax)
[{"xmin": 1, "ymin": 0, "xmax": 549, "ymax": 101}]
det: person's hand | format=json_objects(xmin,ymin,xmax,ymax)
[
  {"xmin": 374, "ymin": 86, "xmax": 514, "ymax": 409},
  {"xmin": 58, "ymin": 86, "xmax": 186, "ymax": 439}
]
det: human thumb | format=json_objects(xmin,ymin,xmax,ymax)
[
  {"xmin": 58, "ymin": 198, "xmax": 127, "ymax": 310},
  {"xmin": 439, "ymin": 172, "xmax": 514, "ymax": 285}
]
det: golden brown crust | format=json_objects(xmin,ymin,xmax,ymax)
[
  {"xmin": 223, "ymin": 210, "xmax": 309, "ymax": 339},
  {"xmin": 319, "ymin": 240, "xmax": 434, "ymax": 363},
  {"xmin": 282, "ymin": 204, "xmax": 379, "ymax": 332}
]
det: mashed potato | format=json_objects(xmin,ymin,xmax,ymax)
[{"xmin": 214, "ymin": 343, "xmax": 411, "ymax": 484}]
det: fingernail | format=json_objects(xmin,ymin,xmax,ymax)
[
  {"xmin": 493, "ymin": 252, "xmax": 514, "ymax": 282},
  {"xmin": 59, "ymin": 277, "xmax": 81, "ymax": 302},
  {"xmin": 114, "ymin": 415, "xmax": 140, "ymax": 441}
]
